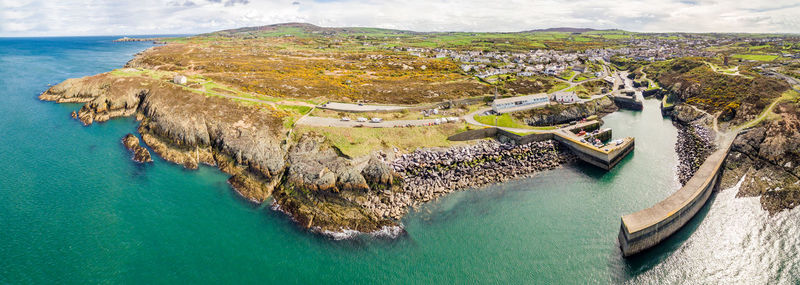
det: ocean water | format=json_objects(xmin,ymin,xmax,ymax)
[{"xmin": 0, "ymin": 37, "xmax": 797, "ymax": 283}]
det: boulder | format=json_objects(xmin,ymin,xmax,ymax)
[{"xmin": 362, "ymin": 156, "xmax": 396, "ymax": 187}]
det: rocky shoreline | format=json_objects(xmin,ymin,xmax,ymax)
[
  {"xmin": 272, "ymin": 136, "xmax": 576, "ymax": 238},
  {"xmin": 122, "ymin": 133, "xmax": 153, "ymax": 163},
  {"xmin": 720, "ymin": 102, "xmax": 800, "ymax": 215},
  {"xmin": 674, "ymin": 121, "xmax": 715, "ymax": 185},
  {"xmin": 359, "ymin": 140, "xmax": 576, "ymax": 220}
]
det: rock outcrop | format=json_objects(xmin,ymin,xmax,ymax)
[
  {"xmin": 513, "ymin": 96, "xmax": 617, "ymax": 126},
  {"xmin": 671, "ymin": 104, "xmax": 709, "ymax": 124},
  {"xmin": 122, "ymin": 133, "xmax": 153, "ymax": 163},
  {"xmin": 721, "ymin": 102, "xmax": 800, "ymax": 214},
  {"xmin": 41, "ymin": 73, "xmax": 287, "ymax": 204},
  {"xmin": 362, "ymin": 156, "xmax": 398, "ymax": 188},
  {"xmin": 274, "ymin": 134, "xmax": 395, "ymax": 233}
]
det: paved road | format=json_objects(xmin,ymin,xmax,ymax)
[
  {"xmin": 770, "ymin": 70, "xmax": 800, "ymax": 93},
  {"xmin": 320, "ymin": 102, "xmax": 409, "ymax": 112},
  {"xmin": 296, "ymin": 116, "xmax": 453, "ymax": 128}
]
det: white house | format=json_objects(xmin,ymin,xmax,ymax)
[
  {"xmin": 173, "ymin": 75, "xmax": 187, "ymax": 85},
  {"xmin": 492, "ymin": 93, "xmax": 549, "ymax": 113}
]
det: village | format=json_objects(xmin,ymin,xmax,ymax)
[{"xmin": 383, "ymin": 33, "xmax": 800, "ymax": 80}]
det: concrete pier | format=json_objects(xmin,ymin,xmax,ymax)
[
  {"xmin": 618, "ymin": 139, "xmax": 734, "ymax": 257},
  {"xmin": 552, "ymin": 130, "xmax": 634, "ymax": 170},
  {"xmin": 448, "ymin": 120, "xmax": 635, "ymax": 171}
]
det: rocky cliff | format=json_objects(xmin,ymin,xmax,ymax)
[
  {"xmin": 40, "ymin": 72, "xmax": 406, "ymax": 233},
  {"xmin": 721, "ymin": 102, "xmax": 800, "ymax": 214},
  {"xmin": 41, "ymin": 73, "xmax": 287, "ymax": 203},
  {"xmin": 513, "ymin": 96, "xmax": 617, "ymax": 126}
]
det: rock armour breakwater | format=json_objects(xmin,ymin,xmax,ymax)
[
  {"xmin": 675, "ymin": 121, "xmax": 715, "ymax": 185},
  {"xmin": 363, "ymin": 140, "xmax": 576, "ymax": 219}
]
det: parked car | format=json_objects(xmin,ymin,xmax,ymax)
[
  {"xmin": 356, "ymin": 117, "xmax": 368, "ymax": 122},
  {"xmin": 370, "ymin": 118, "xmax": 383, "ymax": 123},
  {"xmin": 341, "ymin": 117, "xmax": 351, "ymax": 121}
]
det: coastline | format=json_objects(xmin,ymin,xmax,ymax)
[{"xmin": 36, "ymin": 45, "xmax": 581, "ymax": 237}]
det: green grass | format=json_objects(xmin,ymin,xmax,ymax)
[
  {"xmin": 474, "ymin": 113, "xmax": 525, "ymax": 128},
  {"xmin": 662, "ymin": 93, "xmax": 675, "ymax": 108},
  {"xmin": 573, "ymin": 72, "xmax": 597, "ymax": 82},
  {"xmin": 646, "ymin": 79, "xmax": 660, "ymax": 91},
  {"xmin": 277, "ymin": 105, "xmax": 312, "ymax": 115},
  {"xmin": 473, "ymin": 113, "xmax": 556, "ymax": 130},
  {"xmin": 747, "ymin": 44, "xmax": 771, "ymax": 51},
  {"xmin": 548, "ymin": 82, "xmax": 570, "ymax": 93},
  {"xmin": 732, "ymin": 54, "xmax": 778, "ymax": 61},
  {"xmin": 558, "ymin": 70, "xmax": 576, "ymax": 81}
]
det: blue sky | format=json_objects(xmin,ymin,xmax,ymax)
[{"xmin": 1, "ymin": 0, "xmax": 799, "ymax": 36}]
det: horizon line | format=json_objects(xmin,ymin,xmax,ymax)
[{"xmin": 3, "ymin": 22, "xmax": 800, "ymax": 38}]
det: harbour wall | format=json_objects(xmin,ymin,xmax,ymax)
[
  {"xmin": 612, "ymin": 95, "xmax": 644, "ymax": 111},
  {"xmin": 448, "ymin": 126, "xmax": 634, "ymax": 171},
  {"xmin": 618, "ymin": 139, "xmax": 734, "ymax": 257},
  {"xmin": 552, "ymin": 133, "xmax": 634, "ymax": 170}
]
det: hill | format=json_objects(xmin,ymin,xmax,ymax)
[{"xmin": 523, "ymin": 27, "xmax": 599, "ymax": 33}]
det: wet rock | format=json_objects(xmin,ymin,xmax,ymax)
[{"xmin": 121, "ymin": 133, "xmax": 152, "ymax": 163}]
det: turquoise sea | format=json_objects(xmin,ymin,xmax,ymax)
[{"xmin": 1, "ymin": 37, "xmax": 797, "ymax": 284}]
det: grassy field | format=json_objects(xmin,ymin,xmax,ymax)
[
  {"xmin": 473, "ymin": 113, "xmax": 556, "ymax": 130},
  {"xmin": 294, "ymin": 124, "xmax": 468, "ymax": 157},
  {"xmin": 558, "ymin": 70, "xmax": 576, "ymax": 81},
  {"xmin": 277, "ymin": 105, "xmax": 312, "ymax": 115},
  {"xmin": 548, "ymin": 82, "xmax": 570, "ymax": 93},
  {"xmin": 565, "ymin": 84, "xmax": 592, "ymax": 99},
  {"xmin": 574, "ymin": 72, "xmax": 597, "ymax": 82},
  {"xmin": 732, "ymin": 54, "xmax": 779, "ymax": 61}
]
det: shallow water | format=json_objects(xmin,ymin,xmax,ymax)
[{"xmin": 0, "ymin": 37, "xmax": 796, "ymax": 283}]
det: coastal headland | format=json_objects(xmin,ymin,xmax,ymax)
[{"xmin": 40, "ymin": 23, "xmax": 800, "ymax": 249}]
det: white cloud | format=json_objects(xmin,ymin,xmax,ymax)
[{"xmin": 0, "ymin": 0, "xmax": 798, "ymax": 36}]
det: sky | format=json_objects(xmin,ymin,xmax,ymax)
[{"xmin": 1, "ymin": 0, "xmax": 799, "ymax": 37}]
